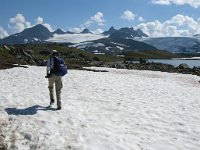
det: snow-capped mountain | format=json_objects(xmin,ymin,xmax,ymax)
[
  {"xmin": 1, "ymin": 24, "xmax": 200, "ymax": 54},
  {"xmin": 66, "ymin": 27, "xmax": 155, "ymax": 54},
  {"xmin": 0, "ymin": 25, "xmax": 105, "ymax": 45},
  {"xmin": 140, "ymin": 37, "xmax": 200, "ymax": 53},
  {"xmin": 0, "ymin": 25, "xmax": 150, "ymax": 45},
  {"xmin": 70, "ymin": 38, "xmax": 157, "ymax": 54}
]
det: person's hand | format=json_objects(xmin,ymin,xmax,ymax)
[{"xmin": 45, "ymin": 73, "xmax": 51, "ymax": 78}]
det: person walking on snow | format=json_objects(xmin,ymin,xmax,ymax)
[{"xmin": 46, "ymin": 50, "xmax": 67, "ymax": 110}]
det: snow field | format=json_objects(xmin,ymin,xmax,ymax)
[{"xmin": 0, "ymin": 66, "xmax": 200, "ymax": 150}]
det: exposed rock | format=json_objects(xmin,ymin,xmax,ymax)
[
  {"xmin": 3, "ymin": 45, "xmax": 10, "ymax": 51},
  {"xmin": 177, "ymin": 63, "xmax": 190, "ymax": 69}
]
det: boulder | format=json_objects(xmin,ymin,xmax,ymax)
[{"xmin": 177, "ymin": 63, "xmax": 190, "ymax": 69}]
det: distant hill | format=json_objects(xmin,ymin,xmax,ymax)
[
  {"xmin": 53, "ymin": 29, "xmax": 65, "ymax": 34},
  {"xmin": 0, "ymin": 24, "xmax": 52, "ymax": 45}
]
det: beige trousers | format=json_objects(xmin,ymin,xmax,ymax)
[{"xmin": 48, "ymin": 75, "xmax": 63, "ymax": 107}]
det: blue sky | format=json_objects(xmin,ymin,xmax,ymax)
[{"xmin": 0, "ymin": 0, "xmax": 200, "ymax": 38}]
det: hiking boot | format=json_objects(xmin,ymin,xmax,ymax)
[
  {"xmin": 50, "ymin": 98, "xmax": 55, "ymax": 105},
  {"xmin": 57, "ymin": 106, "xmax": 61, "ymax": 110}
]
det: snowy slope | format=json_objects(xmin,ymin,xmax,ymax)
[
  {"xmin": 47, "ymin": 33, "xmax": 106, "ymax": 43},
  {"xmin": 0, "ymin": 66, "xmax": 200, "ymax": 150}
]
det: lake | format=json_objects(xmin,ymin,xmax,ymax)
[{"xmin": 148, "ymin": 59, "xmax": 200, "ymax": 68}]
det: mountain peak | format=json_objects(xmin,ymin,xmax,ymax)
[
  {"xmin": 30, "ymin": 24, "xmax": 49, "ymax": 31},
  {"xmin": 103, "ymin": 26, "xmax": 117, "ymax": 35},
  {"xmin": 53, "ymin": 29, "xmax": 65, "ymax": 34},
  {"xmin": 109, "ymin": 27, "xmax": 148, "ymax": 39},
  {"xmin": 0, "ymin": 24, "xmax": 52, "ymax": 45},
  {"xmin": 80, "ymin": 28, "xmax": 92, "ymax": 34}
]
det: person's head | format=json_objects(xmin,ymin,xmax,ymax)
[{"xmin": 51, "ymin": 50, "xmax": 59, "ymax": 57}]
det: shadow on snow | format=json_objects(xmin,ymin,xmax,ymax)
[{"xmin": 5, "ymin": 105, "xmax": 57, "ymax": 115}]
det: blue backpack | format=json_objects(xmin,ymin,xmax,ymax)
[{"xmin": 51, "ymin": 57, "xmax": 67, "ymax": 76}]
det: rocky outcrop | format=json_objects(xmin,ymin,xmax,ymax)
[
  {"xmin": 103, "ymin": 61, "xmax": 200, "ymax": 76},
  {"xmin": 0, "ymin": 45, "xmax": 44, "ymax": 69}
]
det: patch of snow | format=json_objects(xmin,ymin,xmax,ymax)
[
  {"xmin": 70, "ymin": 42, "xmax": 105, "ymax": 49},
  {"xmin": 116, "ymin": 46, "xmax": 124, "ymax": 50},
  {"xmin": 24, "ymin": 39, "xmax": 28, "ymax": 43},
  {"xmin": 69, "ymin": 42, "xmax": 93, "ymax": 49},
  {"xmin": 33, "ymin": 38, "xmax": 39, "ymax": 41},
  {"xmin": 93, "ymin": 50, "xmax": 99, "ymax": 53},
  {"xmin": 0, "ymin": 66, "xmax": 200, "ymax": 150},
  {"xmin": 47, "ymin": 33, "xmax": 106, "ymax": 44},
  {"xmin": 111, "ymin": 42, "xmax": 129, "ymax": 47},
  {"xmin": 94, "ymin": 52, "xmax": 105, "ymax": 55},
  {"xmin": 92, "ymin": 43, "xmax": 105, "ymax": 47},
  {"xmin": 105, "ymin": 47, "xmax": 112, "ymax": 51}
]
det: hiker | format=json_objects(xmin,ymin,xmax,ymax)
[{"xmin": 45, "ymin": 50, "xmax": 67, "ymax": 110}]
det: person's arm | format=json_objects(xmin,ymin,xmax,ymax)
[
  {"xmin": 47, "ymin": 58, "xmax": 51, "ymax": 74},
  {"xmin": 45, "ymin": 58, "xmax": 53, "ymax": 78}
]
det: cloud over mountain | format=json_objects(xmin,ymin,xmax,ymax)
[
  {"xmin": 136, "ymin": 14, "xmax": 200, "ymax": 37},
  {"xmin": 70, "ymin": 12, "xmax": 106, "ymax": 33},
  {"xmin": 90, "ymin": 12, "xmax": 105, "ymax": 25},
  {"xmin": 36, "ymin": 17, "xmax": 44, "ymax": 24},
  {"xmin": 9, "ymin": 14, "xmax": 31, "ymax": 33},
  {"xmin": 35, "ymin": 16, "xmax": 53, "ymax": 32},
  {"xmin": 0, "ymin": 26, "xmax": 9, "ymax": 39},
  {"xmin": 8, "ymin": 14, "xmax": 54, "ymax": 34}
]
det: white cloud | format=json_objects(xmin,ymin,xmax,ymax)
[
  {"xmin": 69, "ymin": 12, "xmax": 106, "ymax": 34},
  {"xmin": 69, "ymin": 27, "xmax": 83, "ymax": 33},
  {"xmin": 92, "ymin": 29, "xmax": 103, "ymax": 34},
  {"xmin": 43, "ymin": 23, "xmax": 54, "ymax": 32},
  {"xmin": 151, "ymin": 0, "xmax": 171, "ymax": 5},
  {"xmin": 82, "ymin": 12, "xmax": 105, "ymax": 28},
  {"xmin": 35, "ymin": 16, "xmax": 53, "ymax": 32},
  {"xmin": 138, "ymin": 17, "xmax": 145, "ymax": 22},
  {"xmin": 90, "ymin": 12, "xmax": 105, "ymax": 25},
  {"xmin": 0, "ymin": 27, "xmax": 9, "ymax": 39},
  {"xmin": 121, "ymin": 10, "xmax": 135, "ymax": 21},
  {"xmin": 8, "ymin": 14, "xmax": 54, "ymax": 33},
  {"xmin": 151, "ymin": 0, "xmax": 200, "ymax": 8},
  {"xmin": 36, "ymin": 17, "xmax": 44, "ymax": 24},
  {"xmin": 9, "ymin": 14, "xmax": 31, "ymax": 33},
  {"xmin": 136, "ymin": 14, "xmax": 200, "ymax": 37}
]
